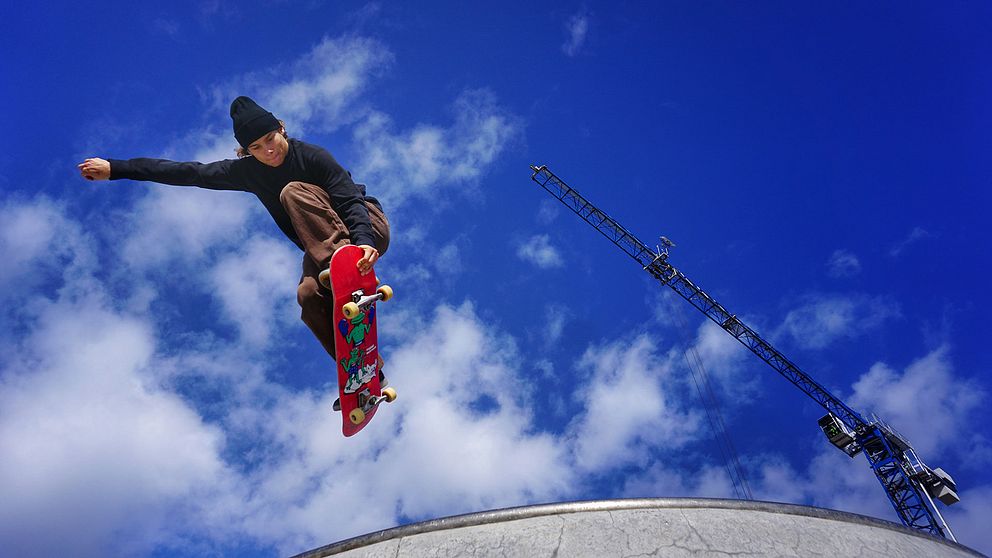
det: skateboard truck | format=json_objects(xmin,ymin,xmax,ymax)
[
  {"xmin": 342, "ymin": 287, "xmax": 393, "ymax": 320},
  {"xmin": 318, "ymin": 270, "xmax": 394, "ymax": 319},
  {"xmin": 348, "ymin": 386, "xmax": 398, "ymax": 425}
]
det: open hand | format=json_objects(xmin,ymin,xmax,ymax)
[{"xmin": 78, "ymin": 158, "xmax": 111, "ymax": 181}]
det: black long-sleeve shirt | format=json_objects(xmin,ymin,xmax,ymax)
[{"xmin": 109, "ymin": 138, "xmax": 379, "ymax": 250}]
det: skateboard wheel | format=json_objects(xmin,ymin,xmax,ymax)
[
  {"xmin": 381, "ymin": 387, "xmax": 397, "ymax": 403},
  {"xmin": 343, "ymin": 301, "xmax": 361, "ymax": 319},
  {"xmin": 349, "ymin": 408, "xmax": 365, "ymax": 424},
  {"xmin": 318, "ymin": 269, "xmax": 331, "ymax": 289},
  {"xmin": 377, "ymin": 284, "xmax": 393, "ymax": 302}
]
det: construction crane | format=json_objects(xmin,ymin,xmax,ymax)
[{"xmin": 529, "ymin": 164, "xmax": 961, "ymax": 540}]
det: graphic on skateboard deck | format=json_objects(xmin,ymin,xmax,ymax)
[{"xmin": 320, "ymin": 244, "xmax": 396, "ymax": 436}]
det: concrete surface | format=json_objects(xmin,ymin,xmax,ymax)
[{"xmin": 290, "ymin": 498, "xmax": 985, "ymax": 558}]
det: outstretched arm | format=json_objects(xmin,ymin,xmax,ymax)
[
  {"xmin": 76, "ymin": 157, "xmax": 241, "ymax": 190},
  {"xmin": 78, "ymin": 158, "xmax": 111, "ymax": 181}
]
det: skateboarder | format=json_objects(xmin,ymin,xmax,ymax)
[{"xmin": 78, "ymin": 96, "xmax": 390, "ymax": 375}]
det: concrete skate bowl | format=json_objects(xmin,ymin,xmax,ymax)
[{"xmin": 290, "ymin": 498, "xmax": 984, "ymax": 558}]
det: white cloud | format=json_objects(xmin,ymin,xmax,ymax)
[
  {"xmin": 187, "ymin": 126, "xmax": 242, "ymax": 164},
  {"xmin": 649, "ymin": 289, "xmax": 683, "ymax": 329},
  {"xmin": 569, "ymin": 334, "xmax": 701, "ymax": 472},
  {"xmin": 516, "ymin": 234, "xmax": 564, "ymax": 269},
  {"xmin": 0, "ymin": 198, "xmax": 95, "ymax": 296},
  {"xmin": 161, "ymin": 36, "xmax": 393, "ymax": 165},
  {"xmin": 433, "ymin": 241, "xmax": 464, "ymax": 276},
  {"xmin": 625, "ymin": 463, "xmax": 738, "ymax": 500},
  {"xmin": 208, "ymin": 235, "xmax": 300, "ymax": 346},
  {"xmin": 890, "ymin": 226, "xmax": 932, "ymax": 258},
  {"xmin": 537, "ymin": 199, "xmax": 560, "ymax": 225},
  {"xmin": 268, "ymin": 36, "xmax": 394, "ymax": 136},
  {"xmin": 545, "ymin": 304, "xmax": 570, "ymax": 344},
  {"xmin": 0, "ymin": 199, "xmax": 58, "ymax": 279},
  {"xmin": 0, "ymin": 196, "xmax": 582, "ymax": 556},
  {"xmin": 120, "ymin": 186, "xmax": 256, "ymax": 270},
  {"xmin": 690, "ymin": 320, "xmax": 750, "ymax": 384},
  {"xmin": 199, "ymin": 35, "xmax": 392, "ymax": 139},
  {"xmin": 4, "ymin": 194, "xmax": 988, "ymax": 556},
  {"xmin": 384, "ymin": 262, "xmax": 432, "ymax": 290},
  {"xmin": 623, "ymin": 341, "xmax": 992, "ymax": 554},
  {"xmin": 737, "ymin": 346, "xmax": 990, "ymax": 550},
  {"xmin": 352, "ymin": 89, "xmax": 522, "ymax": 210},
  {"xmin": 669, "ymin": 319, "xmax": 761, "ymax": 415},
  {"xmin": 848, "ymin": 346, "xmax": 984, "ymax": 457},
  {"xmin": 0, "ymin": 296, "xmax": 233, "ymax": 558},
  {"xmin": 748, "ymin": 457, "xmax": 808, "ymax": 505},
  {"xmin": 379, "ymin": 303, "xmax": 573, "ymax": 517},
  {"xmin": 777, "ymin": 293, "xmax": 900, "ymax": 350},
  {"xmin": 562, "ymin": 10, "xmax": 590, "ymax": 56},
  {"xmin": 810, "ymin": 348, "xmax": 989, "ymax": 550},
  {"xmin": 945, "ymin": 485, "xmax": 992, "ymax": 554},
  {"xmin": 213, "ymin": 302, "xmax": 576, "ymax": 551},
  {"xmin": 827, "ymin": 249, "xmax": 861, "ymax": 278},
  {"xmin": 753, "ymin": 449, "xmax": 892, "ymax": 520}
]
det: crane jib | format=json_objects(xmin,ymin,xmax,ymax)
[
  {"xmin": 528, "ymin": 164, "xmax": 958, "ymax": 541},
  {"xmin": 529, "ymin": 164, "xmax": 865, "ymax": 428}
]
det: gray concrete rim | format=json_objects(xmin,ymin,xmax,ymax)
[{"xmin": 288, "ymin": 498, "xmax": 986, "ymax": 558}]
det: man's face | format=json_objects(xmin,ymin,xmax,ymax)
[{"xmin": 247, "ymin": 128, "xmax": 288, "ymax": 167}]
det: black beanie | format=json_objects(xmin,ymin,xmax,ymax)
[{"xmin": 230, "ymin": 96, "xmax": 281, "ymax": 148}]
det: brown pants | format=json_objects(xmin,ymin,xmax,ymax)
[{"xmin": 279, "ymin": 181, "xmax": 390, "ymax": 358}]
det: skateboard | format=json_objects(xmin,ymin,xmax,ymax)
[{"xmin": 319, "ymin": 244, "xmax": 396, "ymax": 437}]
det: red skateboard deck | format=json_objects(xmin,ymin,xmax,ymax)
[{"xmin": 322, "ymin": 244, "xmax": 395, "ymax": 436}]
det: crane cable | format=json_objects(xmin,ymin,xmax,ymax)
[{"xmin": 668, "ymin": 293, "xmax": 754, "ymax": 500}]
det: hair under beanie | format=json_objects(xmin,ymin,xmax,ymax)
[{"xmin": 230, "ymin": 96, "xmax": 281, "ymax": 148}]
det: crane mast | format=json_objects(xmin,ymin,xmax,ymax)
[{"xmin": 529, "ymin": 164, "xmax": 960, "ymax": 540}]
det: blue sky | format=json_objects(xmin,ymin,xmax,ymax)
[{"xmin": 2, "ymin": 1, "xmax": 990, "ymax": 556}]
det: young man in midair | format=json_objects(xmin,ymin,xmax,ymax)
[{"xmin": 78, "ymin": 96, "xmax": 390, "ymax": 383}]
